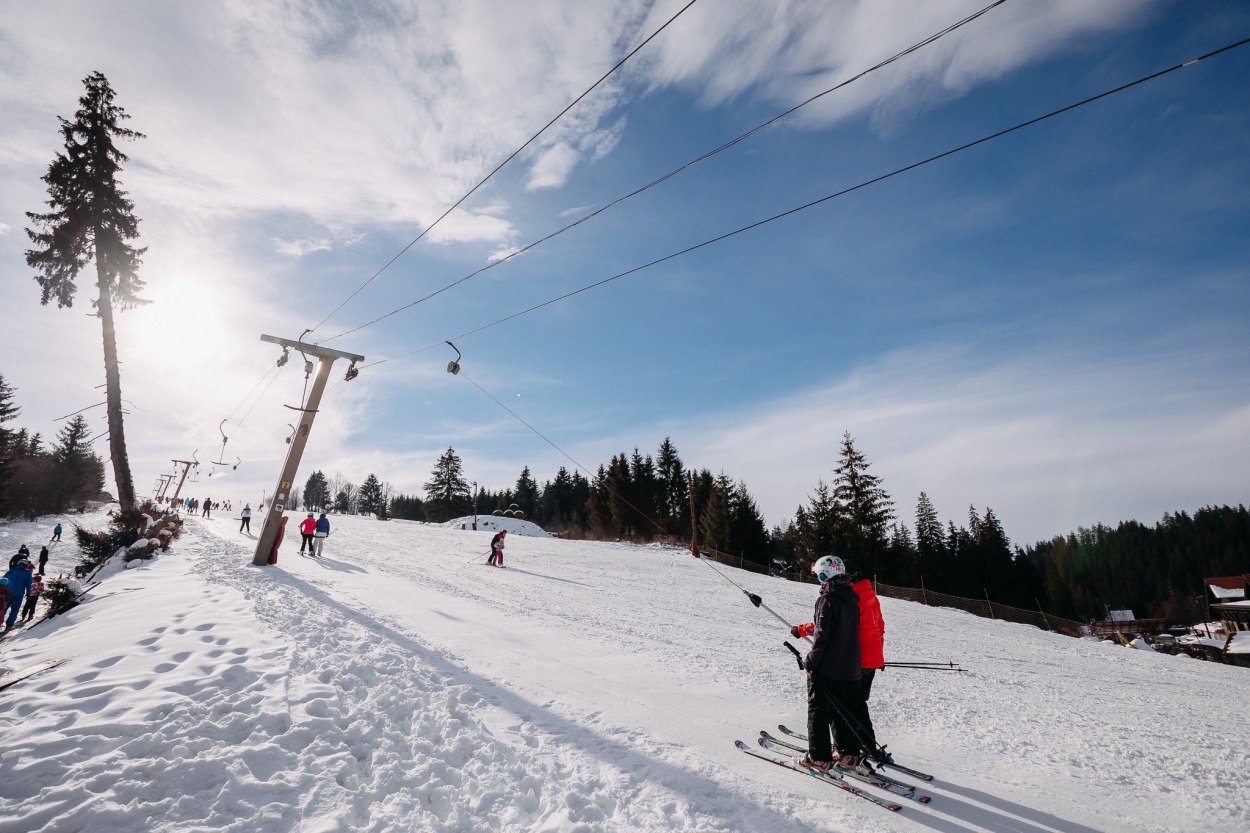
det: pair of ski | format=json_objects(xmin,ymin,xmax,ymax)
[
  {"xmin": 736, "ymin": 726, "xmax": 932, "ymax": 812},
  {"xmin": 774, "ymin": 724, "xmax": 934, "ymax": 782}
]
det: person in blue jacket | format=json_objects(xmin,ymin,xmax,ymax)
[
  {"xmin": 3, "ymin": 559, "xmax": 34, "ymax": 631},
  {"xmin": 313, "ymin": 512, "xmax": 331, "ymax": 557}
]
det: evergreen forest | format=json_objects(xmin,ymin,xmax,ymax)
[{"xmin": 299, "ymin": 432, "xmax": 1249, "ymax": 626}]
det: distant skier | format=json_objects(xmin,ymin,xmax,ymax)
[
  {"xmin": 51, "ymin": 523, "xmax": 62, "ymax": 542},
  {"xmin": 797, "ymin": 555, "xmax": 864, "ymax": 775},
  {"xmin": 299, "ymin": 513, "xmax": 317, "ymax": 553},
  {"xmin": 313, "ymin": 512, "xmax": 331, "ymax": 557},
  {"xmin": 239, "ymin": 504, "xmax": 252, "ymax": 533},
  {"xmin": 486, "ymin": 529, "xmax": 507, "ymax": 567},
  {"xmin": 38, "ymin": 545, "xmax": 49, "ymax": 576},
  {"xmin": 202, "ymin": 498, "xmax": 212, "ymax": 518}
]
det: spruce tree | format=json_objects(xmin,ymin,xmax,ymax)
[
  {"xmin": 303, "ymin": 470, "xmax": 329, "ymax": 510},
  {"xmin": 729, "ymin": 479, "xmax": 770, "ymax": 565},
  {"xmin": 832, "ymin": 432, "xmax": 894, "ymax": 576},
  {"xmin": 513, "ymin": 467, "xmax": 539, "ymax": 517},
  {"xmin": 698, "ymin": 473, "xmax": 733, "ymax": 553},
  {"xmin": 357, "ymin": 473, "xmax": 383, "ymax": 516},
  {"xmin": 655, "ymin": 437, "xmax": 688, "ymax": 535},
  {"xmin": 25, "ymin": 72, "xmax": 148, "ymax": 511},
  {"xmin": 53, "ymin": 414, "xmax": 105, "ymax": 510},
  {"xmin": 0, "ymin": 374, "xmax": 20, "ymax": 516},
  {"xmin": 423, "ymin": 447, "xmax": 470, "ymax": 522}
]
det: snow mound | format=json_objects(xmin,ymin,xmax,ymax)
[{"xmin": 440, "ymin": 515, "xmax": 554, "ymax": 537}]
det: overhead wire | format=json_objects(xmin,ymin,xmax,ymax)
[
  {"xmin": 358, "ymin": 33, "xmax": 1250, "ymax": 369},
  {"xmin": 306, "ymin": 0, "xmax": 704, "ymax": 338},
  {"xmin": 319, "ymin": 0, "xmax": 1010, "ymax": 345}
]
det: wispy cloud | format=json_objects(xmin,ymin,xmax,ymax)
[
  {"xmin": 672, "ymin": 339, "xmax": 1250, "ymax": 546},
  {"xmin": 273, "ymin": 237, "xmax": 332, "ymax": 257}
]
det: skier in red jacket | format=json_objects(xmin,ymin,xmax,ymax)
[
  {"xmin": 298, "ymin": 513, "xmax": 317, "ymax": 554},
  {"xmin": 849, "ymin": 570, "xmax": 885, "ymax": 757}
]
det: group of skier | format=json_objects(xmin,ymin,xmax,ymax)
[
  {"xmin": 2, "ymin": 539, "xmax": 54, "ymax": 632},
  {"xmin": 297, "ymin": 512, "xmax": 332, "ymax": 556},
  {"xmin": 793, "ymin": 554, "xmax": 887, "ymax": 776}
]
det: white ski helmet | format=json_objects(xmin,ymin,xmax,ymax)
[{"xmin": 811, "ymin": 555, "xmax": 846, "ymax": 583}]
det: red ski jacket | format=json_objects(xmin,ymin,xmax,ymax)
[
  {"xmin": 299, "ymin": 517, "xmax": 317, "ymax": 535},
  {"xmin": 793, "ymin": 578, "xmax": 885, "ymax": 670},
  {"xmin": 851, "ymin": 578, "xmax": 885, "ymax": 670}
]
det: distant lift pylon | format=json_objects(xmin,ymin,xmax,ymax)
[{"xmin": 251, "ymin": 333, "xmax": 363, "ymax": 567}]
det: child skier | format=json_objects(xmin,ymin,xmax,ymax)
[
  {"xmin": 486, "ymin": 529, "xmax": 507, "ymax": 567},
  {"xmin": 21, "ymin": 574, "xmax": 44, "ymax": 622}
]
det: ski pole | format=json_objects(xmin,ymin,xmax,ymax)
[{"xmin": 885, "ymin": 662, "xmax": 965, "ymax": 672}]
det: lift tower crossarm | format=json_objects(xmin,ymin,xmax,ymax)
[{"xmin": 252, "ymin": 334, "xmax": 365, "ymax": 566}]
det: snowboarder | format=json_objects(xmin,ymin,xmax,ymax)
[
  {"xmin": 38, "ymin": 545, "xmax": 49, "ymax": 576},
  {"xmin": 487, "ymin": 529, "xmax": 507, "ymax": 567},
  {"xmin": 51, "ymin": 523, "xmax": 62, "ymax": 542},
  {"xmin": 299, "ymin": 513, "xmax": 317, "ymax": 553},
  {"xmin": 3, "ymin": 559, "xmax": 34, "ymax": 632},
  {"xmin": 21, "ymin": 574, "xmax": 43, "ymax": 622},
  {"xmin": 313, "ymin": 512, "xmax": 330, "ymax": 557},
  {"xmin": 239, "ymin": 505, "xmax": 252, "ymax": 533},
  {"xmin": 798, "ymin": 555, "xmax": 864, "ymax": 775}
]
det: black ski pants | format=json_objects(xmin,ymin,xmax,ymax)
[
  {"xmin": 807, "ymin": 674, "xmax": 862, "ymax": 762},
  {"xmin": 849, "ymin": 667, "xmax": 878, "ymax": 753}
]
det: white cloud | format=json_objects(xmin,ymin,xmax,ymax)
[
  {"xmin": 527, "ymin": 142, "xmax": 580, "ymax": 190},
  {"xmin": 654, "ymin": 340, "xmax": 1250, "ymax": 545},
  {"xmin": 273, "ymin": 237, "xmax": 332, "ymax": 257},
  {"xmin": 642, "ymin": 0, "xmax": 1150, "ymax": 130},
  {"xmin": 0, "ymin": 222, "xmax": 10, "ymax": 235}
]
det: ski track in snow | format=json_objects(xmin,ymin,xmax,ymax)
[{"xmin": 1, "ymin": 509, "xmax": 1248, "ymax": 833}]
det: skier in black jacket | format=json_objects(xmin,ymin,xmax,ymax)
[{"xmin": 800, "ymin": 555, "xmax": 864, "ymax": 774}]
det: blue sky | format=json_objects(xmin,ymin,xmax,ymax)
[{"xmin": 1, "ymin": 0, "xmax": 1248, "ymax": 545}]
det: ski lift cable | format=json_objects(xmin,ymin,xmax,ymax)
[
  {"xmin": 358, "ymin": 34, "xmax": 1250, "ymax": 370},
  {"xmin": 192, "ymin": 363, "xmax": 287, "ymax": 465},
  {"xmin": 305, "ymin": 0, "xmax": 704, "ymax": 338},
  {"xmin": 459, "ymin": 365, "xmax": 807, "ymax": 632},
  {"xmin": 318, "ymin": 0, "xmax": 1010, "ymax": 345}
]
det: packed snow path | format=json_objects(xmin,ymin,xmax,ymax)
[{"xmin": 1, "ymin": 509, "xmax": 1247, "ymax": 833}]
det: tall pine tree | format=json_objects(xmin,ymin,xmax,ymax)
[
  {"xmin": 25, "ymin": 72, "xmax": 148, "ymax": 511},
  {"xmin": 423, "ymin": 448, "xmax": 470, "ymax": 522},
  {"xmin": 831, "ymin": 432, "xmax": 894, "ymax": 576}
]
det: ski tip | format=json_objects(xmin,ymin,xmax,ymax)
[{"xmin": 734, "ymin": 740, "xmax": 750, "ymax": 750}]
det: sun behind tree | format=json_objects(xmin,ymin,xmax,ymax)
[{"xmin": 24, "ymin": 71, "xmax": 148, "ymax": 511}]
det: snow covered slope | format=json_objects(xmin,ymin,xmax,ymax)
[{"xmin": 1, "ymin": 509, "xmax": 1246, "ymax": 833}]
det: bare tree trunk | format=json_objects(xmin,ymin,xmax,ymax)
[{"xmin": 96, "ymin": 263, "xmax": 136, "ymax": 512}]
